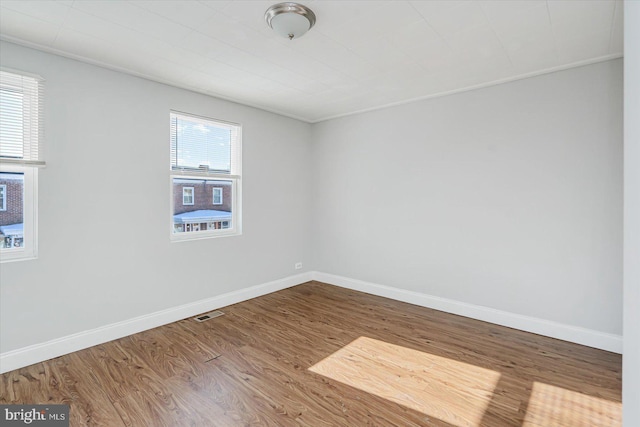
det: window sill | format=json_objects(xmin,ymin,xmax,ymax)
[
  {"xmin": 170, "ymin": 230, "xmax": 242, "ymax": 243},
  {"xmin": 0, "ymin": 251, "xmax": 37, "ymax": 263}
]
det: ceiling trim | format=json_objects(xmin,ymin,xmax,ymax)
[
  {"xmin": 0, "ymin": 35, "xmax": 313, "ymax": 124},
  {"xmin": 313, "ymin": 53, "xmax": 624, "ymax": 124},
  {"xmin": 0, "ymin": 35, "xmax": 623, "ymax": 125}
]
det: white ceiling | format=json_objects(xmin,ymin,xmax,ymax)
[{"xmin": 0, "ymin": 0, "xmax": 624, "ymax": 123}]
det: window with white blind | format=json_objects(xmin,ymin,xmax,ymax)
[
  {"xmin": 170, "ymin": 111, "xmax": 241, "ymax": 240},
  {"xmin": 0, "ymin": 69, "xmax": 43, "ymax": 262}
]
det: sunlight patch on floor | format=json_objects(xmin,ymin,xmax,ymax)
[
  {"xmin": 309, "ymin": 336, "xmax": 500, "ymax": 427},
  {"xmin": 522, "ymin": 382, "xmax": 621, "ymax": 427}
]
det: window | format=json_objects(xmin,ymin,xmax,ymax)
[
  {"xmin": 182, "ymin": 187, "xmax": 194, "ymax": 205},
  {"xmin": 213, "ymin": 187, "xmax": 223, "ymax": 205},
  {"xmin": 170, "ymin": 111, "xmax": 241, "ymax": 240},
  {"xmin": 0, "ymin": 185, "xmax": 5, "ymax": 211},
  {"xmin": 0, "ymin": 69, "xmax": 43, "ymax": 262}
]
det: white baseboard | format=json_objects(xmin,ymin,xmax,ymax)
[
  {"xmin": 0, "ymin": 272, "xmax": 313, "ymax": 374},
  {"xmin": 1, "ymin": 270, "xmax": 621, "ymax": 374},
  {"xmin": 312, "ymin": 271, "xmax": 623, "ymax": 354}
]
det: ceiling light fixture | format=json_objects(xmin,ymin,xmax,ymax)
[{"xmin": 265, "ymin": 2, "xmax": 316, "ymax": 40}]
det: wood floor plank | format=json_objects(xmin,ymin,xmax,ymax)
[
  {"xmin": 54, "ymin": 352, "xmax": 126, "ymax": 426},
  {"xmin": 0, "ymin": 281, "xmax": 622, "ymax": 426},
  {"xmin": 229, "ymin": 341, "xmax": 443, "ymax": 427}
]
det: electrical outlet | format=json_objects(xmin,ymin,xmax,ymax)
[{"xmin": 295, "ymin": 262, "xmax": 303, "ymax": 270}]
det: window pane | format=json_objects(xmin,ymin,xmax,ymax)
[
  {"xmin": 213, "ymin": 187, "xmax": 223, "ymax": 205},
  {"xmin": 0, "ymin": 70, "xmax": 44, "ymax": 165},
  {"xmin": 171, "ymin": 115, "xmax": 232, "ymax": 173},
  {"xmin": 0, "ymin": 172, "xmax": 24, "ymax": 248},
  {"xmin": 182, "ymin": 187, "xmax": 194, "ymax": 205},
  {"xmin": 173, "ymin": 178, "xmax": 232, "ymax": 234},
  {"xmin": 0, "ymin": 89, "xmax": 24, "ymax": 159},
  {"xmin": 0, "ymin": 185, "xmax": 5, "ymax": 210}
]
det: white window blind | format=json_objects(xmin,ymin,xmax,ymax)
[
  {"xmin": 0, "ymin": 69, "xmax": 44, "ymax": 166},
  {"xmin": 170, "ymin": 112, "xmax": 239, "ymax": 176}
]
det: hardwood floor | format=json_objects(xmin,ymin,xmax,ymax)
[{"xmin": 1, "ymin": 281, "xmax": 622, "ymax": 426}]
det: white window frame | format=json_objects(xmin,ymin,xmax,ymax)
[
  {"xmin": 212, "ymin": 187, "xmax": 223, "ymax": 205},
  {"xmin": 1, "ymin": 68, "xmax": 43, "ymax": 263},
  {"xmin": 0, "ymin": 184, "xmax": 6, "ymax": 211},
  {"xmin": 0, "ymin": 166, "xmax": 38, "ymax": 262},
  {"xmin": 182, "ymin": 187, "xmax": 194, "ymax": 205},
  {"xmin": 169, "ymin": 111, "xmax": 242, "ymax": 242}
]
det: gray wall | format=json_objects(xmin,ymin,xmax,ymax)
[
  {"xmin": 624, "ymin": 1, "xmax": 640, "ymax": 425},
  {"xmin": 311, "ymin": 59, "xmax": 623, "ymax": 335},
  {"xmin": 0, "ymin": 41, "xmax": 312, "ymax": 353},
  {"xmin": 0, "ymin": 41, "xmax": 625, "ymax": 361}
]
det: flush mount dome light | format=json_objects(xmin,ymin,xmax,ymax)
[{"xmin": 265, "ymin": 2, "xmax": 316, "ymax": 40}]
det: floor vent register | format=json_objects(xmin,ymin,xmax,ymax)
[{"xmin": 193, "ymin": 310, "xmax": 225, "ymax": 322}]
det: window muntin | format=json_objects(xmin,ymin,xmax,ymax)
[
  {"xmin": 213, "ymin": 187, "xmax": 223, "ymax": 205},
  {"xmin": 0, "ymin": 69, "xmax": 42, "ymax": 262},
  {"xmin": 170, "ymin": 112, "xmax": 241, "ymax": 240}
]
